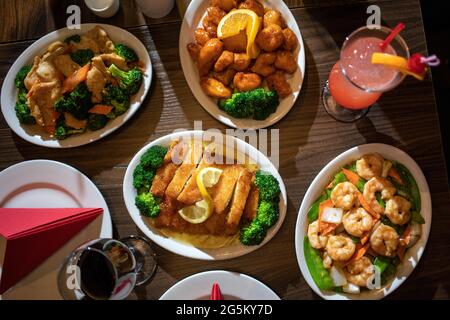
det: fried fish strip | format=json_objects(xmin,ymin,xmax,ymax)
[
  {"xmin": 211, "ymin": 165, "xmax": 244, "ymax": 214},
  {"xmin": 226, "ymin": 169, "xmax": 252, "ymax": 226},
  {"xmin": 165, "ymin": 140, "xmax": 203, "ymax": 199},
  {"xmin": 243, "ymin": 184, "xmax": 259, "ymax": 222}
]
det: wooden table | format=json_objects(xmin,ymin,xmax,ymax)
[{"xmin": 1, "ymin": 0, "xmax": 449, "ymax": 300}]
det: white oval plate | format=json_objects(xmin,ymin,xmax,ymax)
[
  {"xmin": 179, "ymin": 0, "xmax": 305, "ymax": 129},
  {"xmin": 160, "ymin": 270, "xmax": 280, "ymax": 300},
  {"xmin": 295, "ymin": 144, "xmax": 432, "ymax": 300},
  {"xmin": 0, "ymin": 159, "xmax": 112, "ymax": 237},
  {"xmin": 123, "ymin": 130, "xmax": 287, "ymax": 260},
  {"xmin": 0, "ymin": 23, "xmax": 152, "ymax": 148}
]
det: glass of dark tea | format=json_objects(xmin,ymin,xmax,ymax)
[{"xmin": 57, "ymin": 236, "xmax": 157, "ymax": 300}]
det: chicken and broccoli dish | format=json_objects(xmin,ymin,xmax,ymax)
[
  {"xmin": 187, "ymin": 0, "xmax": 299, "ymax": 121},
  {"xmin": 304, "ymin": 153, "xmax": 425, "ymax": 294},
  {"xmin": 133, "ymin": 139, "xmax": 282, "ymax": 248},
  {"xmin": 14, "ymin": 26, "xmax": 144, "ymax": 140}
]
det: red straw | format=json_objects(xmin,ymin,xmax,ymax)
[
  {"xmin": 210, "ymin": 283, "xmax": 224, "ymax": 300},
  {"xmin": 379, "ymin": 23, "xmax": 405, "ymax": 51}
]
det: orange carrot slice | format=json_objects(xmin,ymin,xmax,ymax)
[
  {"xmin": 345, "ymin": 242, "xmax": 370, "ymax": 266},
  {"xmin": 62, "ymin": 63, "xmax": 90, "ymax": 94},
  {"xmin": 397, "ymin": 245, "xmax": 406, "ymax": 261},
  {"xmin": 89, "ymin": 104, "xmax": 113, "ymax": 115},
  {"xmin": 357, "ymin": 193, "xmax": 380, "ymax": 219},
  {"xmin": 342, "ymin": 168, "xmax": 360, "ymax": 186},
  {"xmin": 388, "ymin": 167, "xmax": 404, "ymax": 185},
  {"xmin": 400, "ymin": 224, "xmax": 412, "ymax": 247}
]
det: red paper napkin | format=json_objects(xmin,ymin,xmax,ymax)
[{"xmin": 0, "ymin": 208, "xmax": 103, "ymax": 294}]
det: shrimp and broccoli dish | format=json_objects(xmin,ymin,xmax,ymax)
[
  {"xmin": 304, "ymin": 153, "xmax": 425, "ymax": 294},
  {"xmin": 186, "ymin": 0, "xmax": 299, "ymax": 121},
  {"xmin": 14, "ymin": 26, "xmax": 144, "ymax": 139},
  {"xmin": 132, "ymin": 139, "xmax": 281, "ymax": 248}
]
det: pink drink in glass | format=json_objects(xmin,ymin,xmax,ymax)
[{"xmin": 329, "ymin": 36, "xmax": 399, "ymax": 110}]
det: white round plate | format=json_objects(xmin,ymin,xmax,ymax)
[
  {"xmin": 0, "ymin": 160, "xmax": 112, "ymax": 238},
  {"xmin": 295, "ymin": 144, "xmax": 432, "ymax": 300},
  {"xmin": 1, "ymin": 23, "xmax": 152, "ymax": 148},
  {"xmin": 123, "ymin": 130, "xmax": 287, "ymax": 260},
  {"xmin": 179, "ymin": 0, "xmax": 305, "ymax": 129},
  {"xmin": 160, "ymin": 270, "xmax": 280, "ymax": 300}
]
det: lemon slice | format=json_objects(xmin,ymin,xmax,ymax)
[
  {"xmin": 217, "ymin": 9, "xmax": 261, "ymax": 59},
  {"xmin": 198, "ymin": 167, "xmax": 223, "ymax": 188},
  {"xmin": 178, "ymin": 200, "xmax": 211, "ymax": 224},
  {"xmin": 178, "ymin": 168, "xmax": 222, "ymax": 224},
  {"xmin": 371, "ymin": 53, "xmax": 425, "ymax": 80}
]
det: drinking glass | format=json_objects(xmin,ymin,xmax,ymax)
[
  {"xmin": 322, "ymin": 26, "xmax": 409, "ymax": 122},
  {"xmin": 57, "ymin": 236, "xmax": 157, "ymax": 300}
]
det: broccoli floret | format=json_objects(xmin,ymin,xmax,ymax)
[
  {"xmin": 218, "ymin": 88, "xmax": 279, "ymax": 120},
  {"xmin": 240, "ymin": 220, "xmax": 267, "ymax": 246},
  {"xmin": 70, "ymin": 49, "xmax": 94, "ymax": 66},
  {"xmin": 102, "ymin": 84, "xmax": 130, "ymax": 117},
  {"xmin": 108, "ymin": 64, "xmax": 143, "ymax": 95},
  {"xmin": 255, "ymin": 170, "xmax": 281, "ymax": 202},
  {"xmin": 140, "ymin": 145, "xmax": 168, "ymax": 170},
  {"xmin": 133, "ymin": 164, "xmax": 155, "ymax": 193},
  {"xmin": 135, "ymin": 192, "xmax": 160, "ymax": 218},
  {"xmin": 15, "ymin": 90, "xmax": 35, "ymax": 124},
  {"xmin": 55, "ymin": 83, "xmax": 92, "ymax": 120},
  {"xmin": 54, "ymin": 116, "xmax": 85, "ymax": 140},
  {"xmin": 256, "ymin": 201, "xmax": 279, "ymax": 229},
  {"xmin": 64, "ymin": 34, "xmax": 81, "ymax": 44},
  {"xmin": 115, "ymin": 44, "xmax": 138, "ymax": 62},
  {"xmin": 87, "ymin": 114, "xmax": 108, "ymax": 131},
  {"xmin": 15, "ymin": 66, "xmax": 32, "ymax": 90}
]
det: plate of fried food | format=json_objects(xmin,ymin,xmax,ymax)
[
  {"xmin": 295, "ymin": 144, "xmax": 431, "ymax": 299},
  {"xmin": 180, "ymin": 0, "xmax": 305, "ymax": 129},
  {"xmin": 0, "ymin": 24, "xmax": 152, "ymax": 148},
  {"xmin": 123, "ymin": 130, "xmax": 287, "ymax": 260}
]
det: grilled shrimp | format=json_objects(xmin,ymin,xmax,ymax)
[
  {"xmin": 342, "ymin": 207, "xmax": 374, "ymax": 237},
  {"xmin": 345, "ymin": 256, "xmax": 375, "ymax": 287},
  {"xmin": 356, "ymin": 153, "xmax": 384, "ymax": 180},
  {"xmin": 331, "ymin": 182, "xmax": 360, "ymax": 211},
  {"xmin": 370, "ymin": 224, "xmax": 399, "ymax": 257},
  {"xmin": 363, "ymin": 177, "xmax": 396, "ymax": 215},
  {"xmin": 307, "ymin": 220, "xmax": 329, "ymax": 249},
  {"xmin": 385, "ymin": 196, "xmax": 411, "ymax": 225},
  {"xmin": 326, "ymin": 234, "xmax": 356, "ymax": 261}
]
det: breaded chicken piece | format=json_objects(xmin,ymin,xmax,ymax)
[
  {"xmin": 165, "ymin": 141, "xmax": 203, "ymax": 199},
  {"xmin": 282, "ymin": 28, "xmax": 298, "ymax": 51},
  {"xmin": 211, "ymin": 165, "xmax": 244, "ymax": 214},
  {"xmin": 274, "ymin": 50, "xmax": 297, "ymax": 74},
  {"xmin": 151, "ymin": 140, "xmax": 187, "ymax": 197},
  {"xmin": 212, "ymin": 68, "xmax": 237, "ymax": 86},
  {"xmin": 243, "ymin": 184, "xmax": 259, "ymax": 221},
  {"xmin": 210, "ymin": 0, "xmax": 238, "ymax": 12},
  {"xmin": 231, "ymin": 53, "xmax": 251, "ymax": 71},
  {"xmin": 263, "ymin": 10, "xmax": 286, "ymax": 28},
  {"xmin": 233, "ymin": 72, "xmax": 261, "ymax": 92},
  {"xmin": 256, "ymin": 24, "xmax": 283, "ymax": 52},
  {"xmin": 251, "ymin": 53, "xmax": 276, "ymax": 77},
  {"xmin": 198, "ymin": 38, "xmax": 224, "ymax": 76},
  {"xmin": 239, "ymin": 0, "xmax": 264, "ymax": 17},
  {"xmin": 187, "ymin": 43, "xmax": 202, "ymax": 62},
  {"xmin": 200, "ymin": 77, "xmax": 232, "ymax": 98},
  {"xmin": 266, "ymin": 71, "xmax": 292, "ymax": 98},
  {"xmin": 227, "ymin": 169, "xmax": 252, "ymax": 227},
  {"xmin": 214, "ymin": 50, "xmax": 234, "ymax": 72},
  {"xmin": 195, "ymin": 28, "xmax": 211, "ymax": 46}
]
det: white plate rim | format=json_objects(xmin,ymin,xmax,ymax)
[
  {"xmin": 123, "ymin": 130, "xmax": 287, "ymax": 260},
  {"xmin": 0, "ymin": 23, "xmax": 152, "ymax": 148},
  {"xmin": 179, "ymin": 0, "xmax": 306, "ymax": 129},
  {"xmin": 0, "ymin": 159, "xmax": 112, "ymax": 238},
  {"xmin": 294, "ymin": 143, "xmax": 432, "ymax": 300},
  {"xmin": 159, "ymin": 270, "xmax": 280, "ymax": 300}
]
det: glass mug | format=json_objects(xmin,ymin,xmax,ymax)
[
  {"xmin": 322, "ymin": 26, "xmax": 409, "ymax": 122},
  {"xmin": 57, "ymin": 236, "xmax": 157, "ymax": 300}
]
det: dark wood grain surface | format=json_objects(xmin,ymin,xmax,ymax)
[{"xmin": 0, "ymin": 0, "xmax": 449, "ymax": 299}]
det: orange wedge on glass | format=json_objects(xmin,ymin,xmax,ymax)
[
  {"xmin": 371, "ymin": 53, "xmax": 426, "ymax": 80},
  {"xmin": 217, "ymin": 9, "xmax": 261, "ymax": 59}
]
